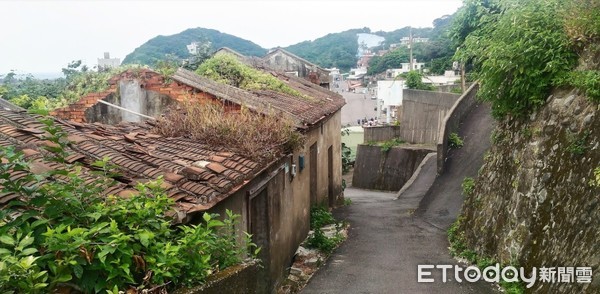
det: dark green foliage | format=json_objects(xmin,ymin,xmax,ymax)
[
  {"xmin": 284, "ymin": 28, "xmax": 369, "ymax": 72},
  {"xmin": 367, "ymin": 48, "xmax": 410, "ymax": 75},
  {"xmin": 196, "ymin": 54, "xmax": 308, "ymax": 99},
  {"xmin": 567, "ymin": 130, "xmax": 590, "ymax": 155},
  {"xmin": 307, "ymin": 207, "xmax": 343, "ymax": 254},
  {"xmin": 310, "ymin": 206, "xmax": 336, "ymax": 230},
  {"xmin": 404, "ymin": 71, "xmax": 434, "ymax": 90},
  {"xmin": 380, "ymin": 138, "xmax": 405, "ymax": 152},
  {"xmin": 453, "ymin": 0, "xmax": 581, "ymax": 118},
  {"xmin": 448, "ymin": 132, "xmax": 464, "ymax": 148},
  {"xmin": 462, "ymin": 177, "xmax": 475, "ymax": 195},
  {"xmin": 555, "ymin": 70, "xmax": 600, "ymax": 102},
  {"xmin": 122, "ymin": 27, "xmax": 267, "ymax": 66}
]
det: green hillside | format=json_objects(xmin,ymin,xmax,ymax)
[
  {"xmin": 282, "ymin": 28, "xmax": 372, "ymax": 71},
  {"xmin": 122, "ymin": 27, "xmax": 267, "ymax": 66}
]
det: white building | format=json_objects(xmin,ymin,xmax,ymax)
[
  {"xmin": 377, "ymin": 80, "xmax": 404, "ymax": 123},
  {"xmin": 97, "ymin": 52, "xmax": 120, "ymax": 70},
  {"xmin": 386, "ymin": 59, "xmax": 426, "ymax": 78}
]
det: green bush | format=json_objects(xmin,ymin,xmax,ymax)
[
  {"xmin": 453, "ymin": 0, "xmax": 578, "ymax": 118},
  {"xmin": 461, "ymin": 177, "xmax": 475, "ymax": 196},
  {"xmin": 448, "ymin": 132, "xmax": 464, "ymax": 148},
  {"xmin": 310, "ymin": 206, "xmax": 336, "ymax": 230},
  {"xmin": 0, "ymin": 119, "xmax": 257, "ymax": 293},
  {"xmin": 197, "ymin": 54, "xmax": 311, "ymax": 100}
]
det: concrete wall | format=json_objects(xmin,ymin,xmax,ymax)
[
  {"xmin": 352, "ymin": 144, "xmax": 433, "ymax": 191},
  {"xmin": 400, "ymin": 89, "xmax": 461, "ymax": 145},
  {"xmin": 364, "ymin": 125, "xmax": 402, "ymax": 142},
  {"xmin": 84, "ymin": 80, "xmax": 177, "ymax": 124},
  {"xmin": 436, "ymin": 83, "xmax": 479, "ymax": 174},
  {"xmin": 263, "ymin": 50, "xmax": 330, "ymax": 86},
  {"xmin": 174, "ymin": 262, "xmax": 259, "ymax": 294}
]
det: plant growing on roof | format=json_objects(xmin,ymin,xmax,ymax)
[
  {"xmin": 196, "ymin": 54, "xmax": 313, "ymax": 100},
  {"xmin": 153, "ymin": 101, "xmax": 305, "ymax": 162},
  {"xmin": 0, "ymin": 118, "xmax": 258, "ymax": 293}
]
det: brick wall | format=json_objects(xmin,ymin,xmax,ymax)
[{"xmin": 52, "ymin": 69, "xmax": 236, "ymax": 123}]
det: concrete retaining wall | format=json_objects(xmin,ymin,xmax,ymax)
[
  {"xmin": 352, "ymin": 144, "xmax": 433, "ymax": 191},
  {"xmin": 436, "ymin": 83, "xmax": 479, "ymax": 174},
  {"xmin": 400, "ymin": 89, "xmax": 460, "ymax": 144},
  {"xmin": 364, "ymin": 125, "xmax": 402, "ymax": 142},
  {"xmin": 174, "ymin": 262, "xmax": 259, "ymax": 294}
]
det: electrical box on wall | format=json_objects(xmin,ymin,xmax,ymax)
[
  {"xmin": 298, "ymin": 155, "xmax": 305, "ymax": 171},
  {"xmin": 291, "ymin": 164, "xmax": 297, "ymax": 176}
]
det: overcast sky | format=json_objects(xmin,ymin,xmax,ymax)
[{"xmin": 1, "ymin": 0, "xmax": 463, "ymax": 75}]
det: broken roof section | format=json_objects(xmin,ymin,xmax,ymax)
[
  {"xmin": 173, "ymin": 66, "xmax": 345, "ymax": 129},
  {"xmin": 0, "ymin": 109, "xmax": 261, "ymax": 221}
]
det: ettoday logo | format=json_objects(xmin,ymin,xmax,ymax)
[{"xmin": 418, "ymin": 264, "xmax": 593, "ymax": 288}]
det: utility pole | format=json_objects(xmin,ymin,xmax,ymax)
[{"xmin": 409, "ymin": 27, "xmax": 414, "ymax": 72}]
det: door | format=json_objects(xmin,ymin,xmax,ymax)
[
  {"xmin": 249, "ymin": 188, "xmax": 270, "ymax": 292},
  {"xmin": 328, "ymin": 145, "xmax": 334, "ymax": 207},
  {"xmin": 310, "ymin": 143, "xmax": 318, "ymax": 206}
]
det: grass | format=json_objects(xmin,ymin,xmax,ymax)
[{"xmin": 153, "ymin": 101, "xmax": 304, "ymax": 162}]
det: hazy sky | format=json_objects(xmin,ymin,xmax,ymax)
[{"xmin": 1, "ymin": 0, "xmax": 463, "ymax": 75}]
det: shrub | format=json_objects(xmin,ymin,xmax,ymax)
[
  {"xmin": 196, "ymin": 54, "xmax": 311, "ymax": 100},
  {"xmin": 310, "ymin": 206, "xmax": 336, "ymax": 230},
  {"xmin": 0, "ymin": 119, "xmax": 257, "ymax": 293},
  {"xmin": 448, "ymin": 132, "xmax": 464, "ymax": 148},
  {"xmin": 380, "ymin": 138, "xmax": 405, "ymax": 152},
  {"xmin": 453, "ymin": 0, "xmax": 578, "ymax": 118},
  {"xmin": 462, "ymin": 177, "xmax": 475, "ymax": 196}
]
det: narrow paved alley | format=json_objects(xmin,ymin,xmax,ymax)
[{"xmin": 302, "ymin": 103, "xmax": 497, "ymax": 293}]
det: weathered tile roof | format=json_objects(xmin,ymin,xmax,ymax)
[
  {"xmin": 172, "ymin": 68, "xmax": 345, "ymax": 128},
  {"xmin": 0, "ymin": 97, "xmax": 25, "ymax": 112},
  {"xmin": 0, "ymin": 109, "xmax": 262, "ymax": 221}
]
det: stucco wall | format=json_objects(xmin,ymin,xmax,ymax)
[
  {"xmin": 400, "ymin": 89, "xmax": 461, "ymax": 145},
  {"xmin": 436, "ymin": 83, "xmax": 479, "ymax": 174},
  {"xmin": 352, "ymin": 144, "xmax": 434, "ymax": 191},
  {"xmin": 84, "ymin": 80, "xmax": 177, "ymax": 124},
  {"xmin": 263, "ymin": 50, "xmax": 330, "ymax": 86}
]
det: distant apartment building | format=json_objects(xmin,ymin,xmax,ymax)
[
  {"xmin": 97, "ymin": 52, "xmax": 120, "ymax": 71},
  {"xmin": 386, "ymin": 59, "xmax": 426, "ymax": 78},
  {"xmin": 400, "ymin": 36, "xmax": 429, "ymax": 46}
]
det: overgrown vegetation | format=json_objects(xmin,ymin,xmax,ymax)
[
  {"xmin": 591, "ymin": 167, "xmax": 600, "ymax": 187},
  {"xmin": 566, "ymin": 130, "xmax": 590, "ymax": 155},
  {"xmin": 453, "ymin": 0, "xmax": 600, "ymax": 118},
  {"xmin": 448, "ymin": 132, "xmax": 464, "ymax": 148},
  {"xmin": 196, "ymin": 54, "xmax": 310, "ymax": 100},
  {"xmin": 153, "ymin": 101, "xmax": 304, "ymax": 162},
  {"xmin": 380, "ymin": 138, "xmax": 405, "ymax": 152},
  {"xmin": 341, "ymin": 128, "xmax": 353, "ymax": 174},
  {"xmin": 0, "ymin": 119, "xmax": 257, "ymax": 293},
  {"xmin": 448, "ymin": 217, "xmax": 525, "ymax": 294},
  {"xmin": 306, "ymin": 207, "xmax": 344, "ymax": 254},
  {"xmin": 1, "ymin": 62, "xmax": 143, "ymax": 111},
  {"xmin": 461, "ymin": 177, "xmax": 475, "ymax": 195},
  {"xmin": 404, "ymin": 71, "xmax": 434, "ymax": 91}
]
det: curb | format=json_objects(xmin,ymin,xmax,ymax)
[{"xmin": 396, "ymin": 152, "xmax": 437, "ymax": 200}]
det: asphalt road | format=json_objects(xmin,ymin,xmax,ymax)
[
  {"xmin": 332, "ymin": 79, "xmax": 379, "ymax": 126},
  {"xmin": 301, "ymin": 103, "xmax": 497, "ymax": 294}
]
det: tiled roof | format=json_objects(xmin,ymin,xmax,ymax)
[
  {"xmin": 0, "ymin": 97, "xmax": 25, "ymax": 112},
  {"xmin": 0, "ymin": 109, "xmax": 262, "ymax": 221},
  {"xmin": 172, "ymin": 68, "xmax": 345, "ymax": 128}
]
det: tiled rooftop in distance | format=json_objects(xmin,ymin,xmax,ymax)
[{"xmin": 0, "ymin": 109, "xmax": 262, "ymax": 221}]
